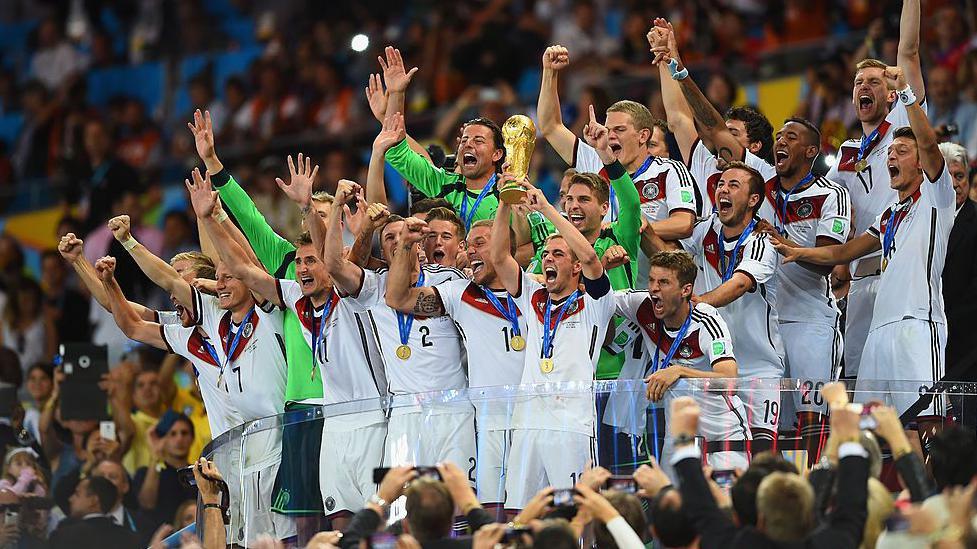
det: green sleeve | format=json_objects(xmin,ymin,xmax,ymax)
[
  {"xmin": 607, "ymin": 161, "xmax": 641, "ymax": 257},
  {"xmin": 384, "ymin": 138, "xmax": 457, "ymax": 198},
  {"xmin": 213, "ymin": 172, "xmax": 296, "ymax": 276}
]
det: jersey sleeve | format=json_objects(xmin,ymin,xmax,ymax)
[
  {"xmin": 816, "ymin": 184, "xmax": 853, "ymax": 244},
  {"xmin": 343, "ymin": 269, "xmax": 384, "ymax": 312},
  {"xmin": 160, "ymin": 324, "xmax": 192, "ymax": 357},
  {"xmin": 432, "ymin": 278, "xmax": 468, "ymax": 318},
  {"xmin": 923, "ymin": 162, "xmax": 957, "ymax": 210},
  {"xmin": 275, "ymin": 279, "xmax": 304, "ymax": 316},
  {"xmin": 155, "ymin": 310, "xmax": 181, "ymax": 326},
  {"xmin": 572, "ymin": 139, "xmax": 604, "ymax": 174},
  {"xmin": 606, "ymin": 161, "xmax": 642, "ymax": 256},
  {"xmin": 190, "ymin": 287, "xmax": 223, "ymax": 337},
  {"xmin": 664, "ymin": 161, "xmax": 698, "ymax": 215},
  {"xmin": 734, "ymin": 234, "xmax": 777, "ymax": 287},
  {"xmin": 384, "ymin": 139, "xmax": 458, "ymax": 199},
  {"xmin": 868, "ymin": 210, "xmax": 885, "ymax": 241},
  {"xmin": 613, "ymin": 290, "xmax": 645, "ymax": 324},
  {"xmin": 744, "ymin": 151, "xmax": 777, "ymax": 182},
  {"xmin": 702, "ymin": 311, "xmax": 735, "ymax": 365}
]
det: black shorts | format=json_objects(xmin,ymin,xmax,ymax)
[{"xmin": 271, "ymin": 403, "xmax": 324, "ymax": 515}]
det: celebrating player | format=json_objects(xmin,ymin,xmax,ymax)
[
  {"xmin": 321, "ymin": 179, "xmax": 476, "ymax": 472},
  {"xmin": 614, "ymin": 251, "xmax": 750, "ymax": 472},
  {"xmin": 827, "ymin": 0, "xmax": 925, "ymax": 378},
  {"xmin": 770, "ymin": 67, "xmax": 951, "ymax": 421}
]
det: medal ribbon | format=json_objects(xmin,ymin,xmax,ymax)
[
  {"xmin": 719, "ymin": 218, "xmax": 757, "ymax": 282},
  {"xmin": 396, "ymin": 269, "xmax": 426, "ymax": 348},
  {"xmin": 857, "ymin": 126, "xmax": 882, "ymax": 163},
  {"xmin": 882, "ymin": 202, "xmax": 910, "ymax": 261},
  {"xmin": 459, "ymin": 174, "xmax": 497, "ymax": 232},
  {"xmin": 311, "ymin": 293, "xmax": 335, "ymax": 364},
  {"xmin": 541, "ymin": 290, "xmax": 580, "ymax": 359},
  {"xmin": 217, "ymin": 307, "xmax": 255, "ymax": 387},
  {"xmin": 200, "ymin": 337, "xmax": 221, "ymax": 367},
  {"xmin": 481, "ymin": 288, "xmax": 520, "ymax": 337},
  {"xmin": 775, "ymin": 172, "xmax": 814, "ymax": 235},
  {"xmin": 652, "ymin": 310, "xmax": 693, "ymax": 373}
]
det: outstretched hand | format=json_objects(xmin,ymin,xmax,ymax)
[
  {"xmin": 375, "ymin": 111, "xmax": 407, "ymax": 153},
  {"xmin": 276, "ymin": 153, "xmax": 319, "ymax": 209},
  {"xmin": 187, "ymin": 109, "xmax": 218, "ymax": 165},
  {"xmin": 542, "ymin": 45, "xmax": 570, "ymax": 71},
  {"xmin": 379, "ymin": 46, "xmax": 418, "ymax": 94},
  {"xmin": 107, "ymin": 215, "xmax": 132, "ymax": 243},
  {"xmin": 186, "ymin": 168, "xmax": 219, "ymax": 219},
  {"xmin": 365, "ymin": 73, "xmax": 388, "ymax": 123}
]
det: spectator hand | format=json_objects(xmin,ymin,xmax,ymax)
[
  {"xmin": 186, "ymin": 168, "xmax": 219, "ymax": 219},
  {"xmin": 633, "ymin": 458, "xmax": 671, "ymax": 498},
  {"xmin": 377, "ymin": 466, "xmax": 417, "ymax": 503},
  {"xmin": 192, "ymin": 457, "xmax": 225, "ymax": 505},
  {"xmin": 514, "ymin": 487, "xmax": 553, "ymax": 524},
  {"xmin": 820, "ymin": 381, "xmax": 848, "ymax": 408},
  {"xmin": 93, "ymin": 256, "xmax": 116, "ymax": 282},
  {"xmin": 306, "ymin": 530, "xmax": 342, "ymax": 549},
  {"xmin": 573, "ymin": 484, "xmax": 620, "ymax": 524},
  {"xmin": 436, "ymin": 462, "xmax": 479, "ymax": 512},
  {"xmin": 276, "ymin": 153, "xmax": 319, "ymax": 209},
  {"xmin": 472, "ymin": 523, "xmax": 506, "ymax": 549},
  {"xmin": 374, "ymin": 111, "xmax": 407, "ymax": 153},
  {"xmin": 147, "ymin": 425, "xmax": 165, "ymax": 461},
  {"xmin": 379, "ymin": 46, "xmax": 418, "ymax": 94},
  {"xmin": 542, "ymin": 45, "xmax": 570, "ymax": 72},
  {"xmin": 669, "ymin": 397, "xmax": 700, "ymax": 439},
  {"xmin": 0, "ymin": 522, "xmax": 19, "ymax": 546},
  {"xmin": 148, "ymin": 523, "xmax": 174, "ymax": 549},
  {"xmin": 107, "ymin": 215, "xmax": 132, "ymax": 243},
  {"xmin": 829, "ymin": 403, "xmax": 861, "ymax": 442},
  {"xmin": 58, "ymin": 233, "xmax": 84, "ymax": 263},
  {"xmin": 579, "ymin": 464, "xmax": 612, "ymax": 491},
  {"xmin": 870, "ymin": 405, "xmax": 911, "ymax": 454},
  {"xmin": 396, "ymin": 535, "xmax": 421, "ymax": 549}
]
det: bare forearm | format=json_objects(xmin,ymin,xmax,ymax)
[
  {"xmin": 639, "ymin": 228, "xmax": 674, "ymax": 258},
  {"xmin": 129, "ymin": 244, "xmax": 190, "ymax": 305},
  {"xmin": 491, "ymin": 203, "xmax": 522, "ymax": 294},
  {"xmin": 366, "ymin": 149, "xmax": 389, "ymax": 205},
  {"xmin": 540, "ymin": 207, "xmax": 599, "ymax": 268},
  {"xmin": 698, "ymin": 276, "xmax": 750, "ymax": 308},
  {"xmin": 651, "ymin": 212, "xmax": 695, "ymax": 241},
  {"xmin": 537, "ymin": 69, "xmax": 576, "ymax": 162},
  {"xmin": 676, "ymin": 364, "xmax": 736, "ymax": 380},
  {"xmin": 385, "ymin": 244, "xmax": 417, "ymax": 311},
  {"xmin": 679, "ymin": 78, "xmax": 742, "ymax": 163},
  {"xmin": 202, "ymin": 508, "xmax": 226, "ymax": 549},
  {"xmin": 138, "ymin": 467, "xmax": 161, "ymax": 509},
  {"xmin": 659, "ymin": 62, "xmax": 697, "ymax": 157}
]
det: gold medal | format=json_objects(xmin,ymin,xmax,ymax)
[
  {"xmin": 540, "ymin": 358, "xmax": 554, "ymax": 373},
  {"xmin": 510, "ymin": 335, "xmax": 526, "ymax": 351},
  {"xmin": 881, "ymin": 257, "xmax": 888, "ymax": 272},
  {"xmin": 396, "ymin": 344, "xmax": 412, "ymax": 360},
  {"xmin": 855, "ymin": 159, "xmax": 868, "ymax": 172}
]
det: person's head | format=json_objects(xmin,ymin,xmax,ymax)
[
  {"xmin": 651, "ymin": 489, "xmax": 698, "ymax": 548},
  {"xmin": 852, "ymin": 59, "xmax": 896, "ymax": 126},
  {"xmin": 310, "ymin": 191, "xmax": 334, "ymax": 221},
  {"xmin": 25, "ymin": 363, "xmax": 53, "ymax": 405},
  {"xmin": 173, "ymin": 499, "xmax": 197, "ymax": 530},
  {"xmin": 403, "ymin": 478, "xmax": 454, "ymax": 542},
  {"xmin": 410, "ymin": 198, "xmax": 454, "ymax": 220},
  {"xmin": 595, "ymin": 491, "xmax": 647, "ymax": 548},
  {"xmin": 169, "ymin": 251, "xmax": 215, "ymax": 326},
  {"xmin": 887, "ymin": 127, "xmax": 925, "ymax": 195},
  {"xmin": 132, "ymin": 369, "xmax": 161, "ymax": 413},
  {"xmin": 862, "ymin": 478, "xmax": 894, "ymax": 549},
  {"xmin": 716, "ymin": 161, "xmax": 765, "ymax": 225},
  {"xmin": 6, "ymin": 276, "xmax": 42, "ymax": 324},
  {"xmin": 707, "ymin": 72, "xmax": 739, "ymax": 112},
  {"xmin": 939, "ymin": 142, "xmax": 971, "ymax": 207},
  {"xmin": 188, "ymin": 74, "xmax": 214, "ymax": 109},
  {"xmin": 647, "ymin": 251, "xmax": 697, "ymax": 321},
  {"xmin": 91, "ymin": 460, "xmax": 129, "ymax": 506},
  {"xmin": 378, "ymin": 215, "xmax": 408, "ymax": 262},
  {"xmin": 563, "ymin": 172, "xmax": 610, "ymax": 237},
  {"xmin": 773, "ymin": 118, "xmax": 821, "ymax": 178},
  {"xmin": 83, "ymin": 118, "xmax": 112, "ymax": 162},
  {"xmin": 214, "ymin": 262, "xmax": 254, "ymax": 313},
  {"xmin": 3, "ymin": 447, "xmax": 39, "ymax": 482},
  {"xmin": 154, "ymin": 411, "xmax": 194, "ymax": 463},
  {"xmin": 540, "ymin": 235, "xmax": 582, "ymax": 294},
  {"xmin": 605, "ymin": 100, "xmax": 655, "ymax": 167},
  {"xmin": 457, "ymin": 118, "xmax": 505, "ymax": 179},
  {"xmin": 532, "ymin": 519, "xmax": 578, "ymax": 549},
  {"xmin": 725, "ymin": 106, "xmax": 775, "ymax": 164},
  {"xmin": 292, "ymin": 233, "xmax": 331, "ymax": 298},
  {"xmin": 40, "ymin": 249, "xmax": 67, "ymax": 292},
  {"xmin": 162, "ymin": 211, "xmax": 193, "ymax": 250},
  {"xmin": 558, "ymin": 168, "xmax": 578, "ymax": 212},
  {"xmin": 928, "ymin": 425, "xmax": 977, "ymax": 490},
  {"xmin": 0, "ymin": 348, "xmax": 21, "ymax": 391},
  {"xmin": 929, "ymin": 65, "xmax": 958, "ymax": 109},
  {"xmin": 70, "ymin": 477, "xmax": 117, "ymax": 517},
  {"xmin": 649, "ymin": 119, "xmax": 670, "ymax": 158},
  {"xmin": 467, "ymin": 221, "xmax": 507, "ymax": 286},
  {"xmin": 755, "ymin": 472, "xmax": 815, "ymax": 542},
  {"xmin": 422, "ymin": 208, "xmax": 465, "ymax": 267}
]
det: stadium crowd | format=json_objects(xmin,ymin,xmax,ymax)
[{"xmin": 0, "ymin": 0, "xmax": 972, "ymax": 548}]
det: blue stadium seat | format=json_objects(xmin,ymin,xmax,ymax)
[
  {"xmin": 213, "ymin": 47, "xmax": 261, "ymax": 94},
  {"xmin": 0, "ymin": 20, "xmax": 37, "ymax": 52},
  {"xmin": 220, "ymin": 18, "xmax": 256, "ymax": 46},
  {"xmin": 87, "ymin": 63, "xmax": 165, "ymax": 111},
  {"xmin": 0, "ymin": 113, "xmax": 23, "ymax": 148}
]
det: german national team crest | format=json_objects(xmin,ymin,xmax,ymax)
[
  {"xmin": 641, "ymin": 182, "xmax": 660, "ymax": 200},
  {"xmin": 242, "ymin": 322, "xmax": 254, "ymax": 338},
  {"xmin": 796, "ymin": 201, "xmax": 814, "ymax": 218},
  {"xmin": 324, "ymin": 496, "xmax": 335, "ymax": 511},
  {"xmin": 678, "ymin": 344, "xmax": 693, "ymax": 358}
]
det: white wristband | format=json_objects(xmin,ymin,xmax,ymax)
[
  {"xmin": 897, "ymin": 86, "xmax": 917, "ymax": 106},
  {"xmin": 214, "ymin": 211, "xmax": 229, "ymax": 223},
  {"xmin": 121, "ymin": 236, "xmax": 138, "ymax": 251}
]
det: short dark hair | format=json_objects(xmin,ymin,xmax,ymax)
[
  {"xmin": 893, "ymin": 126, "xmax": 917, "ymax": 141},
  {"xmin": 726, "ymin": 106, "xmax": 774, "ymax": 163},
  {"xmin": 378, "ymin": 214, "xmax": 407, "ymax": 237},
  {"xmin": 649, "ymin": 250, "xmax": 697, "ymax": 289},
  {"xmin": 26, "ymin": 361, "xmax": 53, "ymax": 381},
  {"xmin": 929, "ymin": 425, "xmax": 977, "ymax": 490},
  {"xmin": 462, "ymin": 117, "xmax": 506, "ymax": 170},
  {"xmin": 652, "ymin": 118, "xmax": 669, "ymax": 136},
  {"xmin": 596, "ymin": 491, "xmax": 647, "ymax": 548},
  {"xmin": 533, "ymin": 519, "xmax": 578, "ymax": 549},
  {"xmin": 784, "ymin": 117, "xmax": 822, "ymax": 151},
  {"xmin": 424, "ymin": 207, "xmax": 466, "ymax": 239},
  {"xmin": 470, "ymin": 219, "xmax": 515, "ymax": 255},
  {"xmin": 567, "ymin": 172, "xmax": 610, "ymax": 204},
  {"xmin": 721, "ymin": 160, "xmax": 767, "ymax": 215},
  {"xmin": 0, "ymin": 348, "xmax": 22, "ymax": 389},
  {"xmin": 652, "ymin": 489, "xmax": 697, "ymax": 547},
  {"xmin": 411, "ymin": 198, "xmax": 454, "ymax": 216},
  {"xmin": 85, "ymin": 476, "xmax": 119, "ymax": 514},
  {"xmin": 404, "ymin": 479, "xmax": 454, "ymax": 542},
  {"xmin": 292, "ymin": 231, "xmax": 314, "ymax": 249}
]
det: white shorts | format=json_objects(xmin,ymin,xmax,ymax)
[
  {"xmin": 504, "ymin": 429, "xmax": 594, "ymax": 510},
  {"xmin": 237, "ymin": 459, "xmax": 296, "ymax": 545},
  {"xmin": 475, "ymin": 429, "xmax": 511, "ymax": 505},
  {"xmin": 383, "ymin": 410, "xmax": 476, "ymax": 473},
  {"xmin": 736, "ymin": 383, "xmax": 781, "ymax": 440},
  {"xmin": 319, "ymin": 422, "xmax": 387, "ymax": 517},
  {"xmin": 856, "ymin": 319, "xmax": 947, "ymax": 417},
  {"xmin": 779, "ymin": 321, "xmax": 843, "ymax": 422},
  {"xmin": 844, "ymin": 275, "xmax": 879, "ymax": 378}
]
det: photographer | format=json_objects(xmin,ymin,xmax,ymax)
[{"xmin": 192, "ymin": 457, "xmax": 228, "ymax": 549}]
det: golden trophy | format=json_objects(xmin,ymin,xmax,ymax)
[{"xmin": 499, "ymin": 115, "xmax": 536, "ymax": 204}]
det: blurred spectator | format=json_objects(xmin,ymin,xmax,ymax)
[
  {"xmin": 0, "ymin": 446, "xmax": 47, "ymax": 496},
  {"xmin": 1, "ymin": 276, "xmax": 52, "ymax": 372},
  {"xmin": 40, "ymin": 249, "xmax": 91, "ymax": 345},
  {"xmin": 928, "ymin": 65, "xmax": 977, "ymax": 156},
  {"xmin": 49, "ymin": 476, "xmax": 138, "ymax": 549},
  {"xmin": 121, "ymin": 367, "xmax": 167, "ymax": 473},
  {"xmin": 232, "ymin": 62, "xmax": 301, "ymax": 142},
  {"xmin": 307, "ymin": 58, "xmax": 357, "ymax": 137},
  {"xmin": 91, "ymin": 459, "xmax": 151, "ymax": 541},
  {"xmin": 706, "ymin": 72, "xmax": 739, "ymax": 116},
  {"xmin": 115, "ymin": 99, "xmax": 163, "ymax": 172},
  {"xmin": 159, "ymin": 210, "xmax": 198, "ymax": 262},
  {"xmin": 131, "ymin": 411, "xmax": 196, "ymax": 529},
  {"xmin": 72, "ymin": 119, "xmax": 140, "ymax": 233},
  {"xmin": 930, "ymin": 5, "xmax": 974, "ymax": 73},
  {"xmin": 12, "ymin": 80, "xmax": 57, "ymax": 181},
  {"xmin": 22, "ymin": 362, "xmax": 53, "ymax": 443},
  {"xmin": 28, "ymin": 17, "xmax": 89, "ymax": 92},
  {"xmin": 250, "ymin": 157, "xmax": 303, "ymax": 240}
]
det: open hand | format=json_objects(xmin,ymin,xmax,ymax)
[
  {"xmin": 375, "ymin": 111, "xmax": 407, "ymax": 153},
  {"xmin": 187, "ymin": 109, "xmax": 218, "ymax": 163},
  {"xmin": 186, "ymin": 168, "xmax": 218, "ymax": 219},
  {"xmin": 276, "ymin": 153, "xmax": 319, "ymax": 209},
  {"xmin": 379, "ymin": 46, "xmax": 418, "ymax": 94},
  {"xmin": 365, "ymin": 73, "xmax": 388, "ymax": 123}
]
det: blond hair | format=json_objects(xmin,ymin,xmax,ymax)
[
  {"xmin": 169, "ymin": 251, "xmax": 216, "ymax": 280},
  {"xmin": 311, "ymin": 191, "xmax": 334, "ymax": 205},
  {"xmin": 860, "ymin": 478, "xmax": 894, "ymax": 549},
  {"xmin": 607, "ymin": 100, "xmax": 654, "ymax": 133},
  {"xmin": 855, "ymin": 58, "xmax": 887, "ymax": 73},
  {"xmin": 756, "ymin": 472, "xmax": 815, "ymax": 542}
]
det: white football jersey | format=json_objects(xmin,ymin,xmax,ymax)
[
  {"xmin": 690, "ymin": 140, "xmax": 777, "ymax": 222},
  {"xmin": 510, "ymin": 272, "xmax": 617, "ymax": 435},
  {"xmin": 154, "ymin": 310, "xmax": 182, "ymax": 325},
  {"xmin": 763, "ymin": 175, "xmax": 852, "ymax": 324},
  {"xmin": 159, "ymin": 324, "xmax": 243, "ymax": 438},
  {"xmin": 574, "ymin": 139, "xmax": 698, "ymax": 221},
  {"xmin": 682, "ymin": 214, "xmax": 786, "ymax": 379},
  {"xmin": 276, "ymin": 280, "xmax": 386, "ymax": 429},
  {"xmin": 867, "ymin": 164, "xmax": 955, "ymax": 330},
  {"xmin": 344, "ymin": 265, "xmax": 468, "ymax": 410},
  {"xmin": 433, "ymin": 280, "xmax": 527, "ymax": 429},
  {"xmin": 829, "ymin": 100, "xmax": 927, "ymax": 239}
]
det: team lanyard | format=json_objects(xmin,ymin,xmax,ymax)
[
  {"xmin": 396, "ymin": 269, "xmax": 426, "ymax": 349},
  {"xmin": 216, "ymin": 307, "xmax": 254, "ymax": 388},
  {"xmin": 200, "ymin": 337, "xmax": 221, "ymax": 367},
  {"xmin": 775, "ymin": 172, "xmax": 814, "ymax": 235},
  {"xmin": 719, "ymin": 218, "xmax": 758, "ymax": 282},
  {"xmin": 651, "ymin": 310, "xmax": 693, "ymax": 373},
  {"xmin": 481, "ymin": 288, "xmax": 521, "ymax": 338},
  {"xmin": 608, "ymin": 155, "xmax": 654, "ymax": 221},
  {"xmin": 459, "ymin": 174, "xmax": 497, "ymax": 232},
  {"xmin": 882, "ymin": 201, "xmax": 911, "ymax": 260},
  {"xmin": 857, "ymin": 125, "xmax": 882, "ymax": 163},
  {"xmin": 311, "ymin": 294, "xmax": 335, "ymax": 366},
  {"xmin": 541, "ymin": 290, "xmax": 580, "ymax": 358}
]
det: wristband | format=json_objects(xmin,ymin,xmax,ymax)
[
  {"xmin": 121, "ymin": 236, "xmax": 138, "ymax": 251},
  {"xmin": 668, "ymin": 58, "xmax": 688, "ymax": 80},
  {"xmin": 897, "ymin": 86, "xmax": 917, "ymax": 106},
  {"xmin": 213, "ymin": 211, "xmax": 229, "ymax": 224},
  {"xmin": 203, "ymin": 502, "xmax": 222, "ymax": 510}
]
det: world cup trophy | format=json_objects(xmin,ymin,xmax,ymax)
[{"xmin": 499, "ymin": 115, "xmax": 536, "ymax": 204}]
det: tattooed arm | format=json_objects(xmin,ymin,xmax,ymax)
[{"xmin": 383, "ymin": 217, "xmax": 446, "ymax": 316}]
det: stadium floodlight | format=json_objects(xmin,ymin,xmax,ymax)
[
  {"xmin": 351, "ymin": 34, "xmax": 369, "ymax": 52},
  {"xmin": 823, "ymin": 153, "xmax": 837, "ymax": 168}
]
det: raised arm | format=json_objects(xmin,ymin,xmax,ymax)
[
  {"xmin": 365, "ymin": 47, "xmax": 432, "ymax": 162},
  {"xmin": 526, "ymin": 186, "xmax": 602, "ymax": 280},
  {"xmin": 366, "ymin": 134, "xmax": 390, "ymax": 208},
  {"xmin": 384, "ymin": 218, "xmax": 445, "ymax": 316},
  {"xmin": 325, "ymin": 180, "xmax": 368, "ymax": 295},
  {"xmin": 107, "ymin": 215, "xmax": 193, "ymax": 308},
  {"xmin": 897, "ymin": 0, "xmax": 925, "ymax": 103},
  {"xmin": 94, "ymin": 256, "xmax": 167, "ymax": 350},
  {"xmin": 537, "ymin": 46, "xmax": 578, "ymax": 164},
  {"xmin": 650, "ymin": 20, "xmax": 698, "ymax": 159},
  {"xmin": 490, "ymin": 189, "xmax": 523, "ymax": 296},
  {"xmin": 770, "ymin": 230, "xmax": 881, "ymax": 266},
  {"xmin": 887, "ymin": 67, "xmax": 941, "ymax": 179},
  {"xmin": 348, "ymin": 203, "xmax": 389, "ymax": 270}
]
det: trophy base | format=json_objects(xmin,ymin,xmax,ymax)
[{"xmin": 499, "ymin": 185, "xmax": 528, "ymax": 205}]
